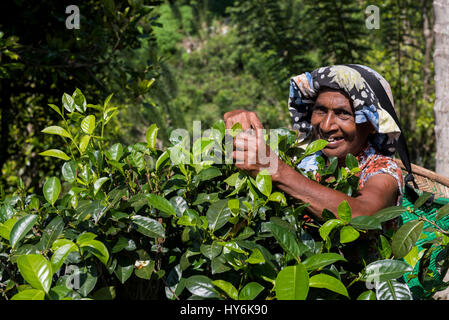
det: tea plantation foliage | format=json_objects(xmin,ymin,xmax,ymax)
[{"xmin": 0, "ymin": 91, "xmax": 448, "ymax": 300}]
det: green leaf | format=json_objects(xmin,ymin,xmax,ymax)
[
  {"xmin": 275, "ymin": 264, "xmax": 309, "ymax": 300},
  {"xmin": 185, "ymin": 275, "xmax": 220, "ymax": 298},
  {"xmin": 357, "ymin": 290, "xmax": 376, "ymax": 300},
  {"xmin": 319, "ymin": 219, "xmax": 344, "ymax": 241},
  {"xmin": 200, "ymin": 243, "xmax": 222, "ymax": 260},
  {"xmin": 309, "ymin": 273, "xmax": 349, "ymax": 298},
  {"xmin": 62, "ymin": 161, "xmax": 77, "ymax": 183},
  {"xmin": 246, "ymin": 248, "xmax": 266, "ymax": 264},
  {"xmin": 0, "ymin": 217, "xmax": 18, "ymax": 240},
  {"xmin": 155, "ymin": 151, "xmax": 169, "ymax": 171},
  {"xmin": 62, "ymin": 93, "xmax": 75, "ymax": 113},
  {"xmin": 345, "ymin": 153, "xmax": 359, "ymax": 170},
  {"xmin": 41, "ymin": 126, "xmax": 71, "ymax": 139},
  {"xmin": 93, "ymin": 177, "xmax": 109, "ymax": 196},
  {"xmin": 73, "ymin": 88, "xmax": 87, "ymax": 112},
  {"xmin": 39, "ymin": 216, "xmax": 64, "ymax": 250},
  {"xmin": 11, "ymin": 289, "xmax": 46, "ymax": 300},
  {"xmin": 17, "ymin": 254, "xmax": 52, "ymax": 293},
  {"xmin": 365, "ymin": 260, "xmax": 412, "ymax": 283},
  {"xmin": 134, "ymin": 260, "xmax": 155, "ymax": 280},
  {"xmin": 131, "ymin": 215, "xmax": 165, "ymax": 238},
  {"xmin": 350, "ymin": 215, "xmax": 382, "ymax": 230},
  {"xmin": 81, "ymin": 115, "xmax": 96, "ymax": 135},
  {"xmin": 378, "ymin": 235, "xmax": 392, "ymax": 259},
  {"xmin": 238, "ymin": 282, "xmax": 264, "ymax": 300},
  {"xmin": 224, "ymin": 172, "xmax": 239, "ymax": 186},
  {"xmin": 255, "ymin": 170, "xmax": 272, "ymax": 197},
  {"xmin": 302, "ymin": 253, "xmax": 347, "ymax": 272},
  {"xmin": 391, "ymin": 220, "xmax": 424, "ymax": 258},
  {"xmin": 107, "ymin": 143, "xmax": 124, "ymax": 161},
  {"xmin": 10, "ymin": 214, "xmax": 38, "ymax": 248},
  {"xmin": 339, "ymin": 225, "xmax": 360, "ymax": 243},
  {"xmin": 146, "ymin": 194, "xmax": 177, "ymax": 216},
  {"xmin": 229, "ymin": 122, "xmax": 243, "ymax": 138},
  {"xmin": 372, "ymin": 206, "xmax": 406, "ymax": 223},
  {"xmin": 114, "ymin": 255, "xmax": 134, "ymax": 284},
  {"xmin": 206, "ymin": 199, "xmax": 231, "ymax": 232},
  {"xmin": 266, "ymin": 222, "xmax": 305, "ymax": 262},
  {"xmin": 79, "ymin": 135, "xmax": 91, "ymax": 154},
  {"xmin": 268, "ymin": 192, "xmax": 287, "ymax": 205},
  {"xmin": 403, "ymin": 246, "xmax": 420, "ymax": 268},
  {"xmin": 195, "ymin": 167, "xmax": 222, "ymax": 182},
  {"xmin": 375, "ymin": 280, "xmax": 412, "ymax": 300},
  {"xmin": 436, "ymin": 203, "xmax": 449, "ymax": 221},
  {"xmin": 146, "ymin": 124, "xmax": 159, "ymax": 149},
  {"xmin": 413, "ymin": 192, "xmax": 433, "ymax": 209},
  {"xmin": 79, "ymin": 240, "xmax": 110, "ymax": 266},
  {"xmin": 337, "ymin": 200, "xmax": 351, "ymax": 224},
  {"xmin": 227, "ymin": 198, "xmax": 240, "ymax": 215},
  {"xmin": 304, "ymin": 139, "xmax": 328, "ymax": 156},
  {"xmin": 43, "ymin": 177, "xmax": 61, "ymax": 206},
  {"xmin": 39, "ymin": 149, "xmax": 70, "ymax": 161},
  {"xmin": 104, "ymin": 93, "xmax": 114, "ymax": 108},
  {"xmin": 51, "ymin": 242, "xmax": 78, "ymax": 273},
  {"xmin": 48, "ymin": 104, "xmax": 63, "ymax": 118},
  {"xmin": 92, "ymin": 286, "xmax": 116, "ymax": 300},
  {"xmin": 212, "ymin": 280, "xmax": 238, "ymax": 300}
]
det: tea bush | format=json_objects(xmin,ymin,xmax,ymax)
[{"xmin": 0, "ymin": 90, "xmax": 448, "ymax": 300}]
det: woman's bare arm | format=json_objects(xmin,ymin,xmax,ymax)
[{"xmin": 272, "ymin": 159, "xmax": 398, "ymax": 219}]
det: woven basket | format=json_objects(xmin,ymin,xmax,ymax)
[{"xmin": 393, "ymin": 158, "xmax": 449, "ymax": 201}]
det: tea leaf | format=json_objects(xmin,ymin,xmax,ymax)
[
  {"xmin": 309, "ymin": 273, "xmax": 349, "ymax": 298},
  {"xmin": 365, "ymin": 260, "xmax": 412, "ymax": 283},
  {"xmin": 81, "ymin": 115, "xmax": 96, "ymax": 135},
  {"xmin": 206, "ymin": 199, "xmax": 231, "ymax": 232},
  {"xmin": 17, "ymin": 254, "xmax": 52, "ymax": 293},
  {"xmin": 41, "ymin": 126, "xmax": 71, "ymax": 139},
  {"xmin": 375, "ymin": 280, "xmax": 412, "ymax": 300},
  {"xmin": 238, "ymin": 282, "xmax": 264, "ymax": 300},
  {"xmin": 43, "ymin": 177, "xmax": 61, "ymax": 205},
  {"xmin": 146, "ymin": 124, "xmax": 159, "ymax": 150},
  {"xmin": 339, "ymin": 225, "xmax": 360, "ymax": 243},
  {"xmin": 39, "ymin": 149, "xmax": 70, "ymax": 161},
  {"xmin": 186, "ymin": 275, "xmax": 220, "ymax": 298},
  {"xmin": 10, "ymin": 214, "xmax": 38, "ymax": 248},
  {"xmin": 337, "ymin": 200, "xmax": 351, "ymax": 224},
  {"xmin": 131, "ymin": 215, "xmax": 165, "ymax": 239},
  {"xmin": 212, "ymin": 280, "xmax": 238, "ymax": 300},
  {"xmin": 256, "ymin": 170, "xmax": 272, "ymax": 197},
  {"xmin": 391, "ymin": 220, "xmax": 424, "ymax": 258},
  {"xmin": 413, "ymin": 192, "xmax": 433, "ymax": 209},
  {"xmin": 146, "ymin": 194, "xmax": 177, "ymax": 217},
  {"xmin": 275, "ymin": 264, "xmax": 309, "ymax": 300},
  {"xmin": 11, "ymin": 289, "xmax": 46, "ymax": 300},
  {"xmin": 302, "ymin": 253, "xmax": 347, "ymax": 271}
]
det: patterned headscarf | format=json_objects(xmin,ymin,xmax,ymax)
[{"xmin": 288, "ymin": 64, "xmax": 401, "ymax": 156}]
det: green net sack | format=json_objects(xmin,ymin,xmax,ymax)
[{"xmin": 400, "ymin": 194, "xmax": 449, "ymax": 299}]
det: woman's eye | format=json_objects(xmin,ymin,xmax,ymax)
[
  {"xmin": 336, "ymin": 111, "xmax": 353, "ymax": 120},
  {"xmin": 312, "ymin": 107, "xmax": 326, "ymax": 115}
]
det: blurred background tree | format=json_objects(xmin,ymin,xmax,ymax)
[{"xmin": 0, "ymin": 0, "xmax": 442, "ymax": 193}]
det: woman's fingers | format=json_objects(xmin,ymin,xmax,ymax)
[{"xmin": 223, "ymin": 110, "xmax": 264, "ymax": 131}]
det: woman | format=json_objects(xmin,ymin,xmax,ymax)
[{"xmin": 224, "ymin": 64, "xmax": 404, "ymax": 221}]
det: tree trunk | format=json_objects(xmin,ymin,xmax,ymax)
[{"xmin": 434, "ymin": 0, "xmax": 449, "ymax": 177}]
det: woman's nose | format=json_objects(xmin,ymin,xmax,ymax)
[{"xmin": 319, "ymin": 112, "xmax": 338, "ymax": 134}]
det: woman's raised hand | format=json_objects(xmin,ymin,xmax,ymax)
[
  {"xmin": 223, "ymin": 109, "xmax": 264, "ymax": 131},
  {"xmin": 223, "ymin": 110, "xmax": 283, "ymax": 178}
]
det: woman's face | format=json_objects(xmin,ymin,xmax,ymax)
[{"xmin": 311, "ymin": 88, "xmax": 373, "ymax": 161}]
